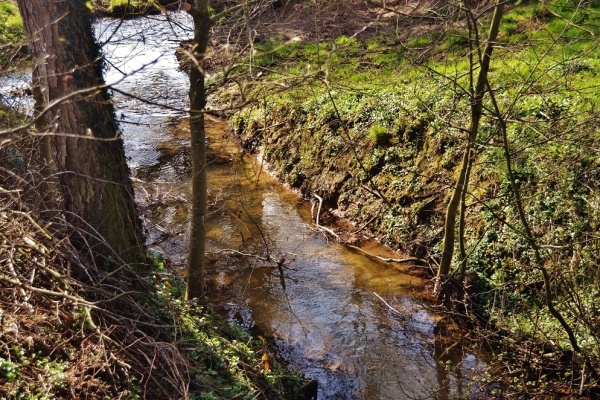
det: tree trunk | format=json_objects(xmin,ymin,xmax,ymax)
[
  {"xmin": 17, "ymin": 0, "xmax": 145, "ymax": 267},
  {"xmin": 185, "ymin": 0, "xmax": 212, "ymax": 300},
  {"xmin": 436, "ymin": 2, "xmax": 503, "ymax": 292},
  {"xmin": 458, "ymin": 148, "xmax": 472, "ymax": 280},
  {"xmin": 32, "ymin": 66, "xmax": 52, "ymax": 174}
]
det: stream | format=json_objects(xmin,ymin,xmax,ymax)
[{"xmin": 1, "ymin": 12, "xmax": 484, "ymax": 399}]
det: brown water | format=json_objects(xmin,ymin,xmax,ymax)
[
  {"xmin": 136, "ymin": 119, "xmax": 483, "ymax": 400},
  {"xmin": 1, "ymin": 12, "xmax": 485, "ymax": 399}
]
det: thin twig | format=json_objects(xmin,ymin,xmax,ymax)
[{"xmin": 373, "ymin": 292, "xmax": 405, "ymax": 319}]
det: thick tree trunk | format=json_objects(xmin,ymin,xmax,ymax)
[
  {"xmin": 17, "ymin": 0, "xmax": 145, "ymax": 267},
  {"xmin": 186, "ymin": 0, "xmax": 212, "ymax": 300},
  {"xmin": 436, "ymin": 2, "xmax": 503, "ymax": 292}
]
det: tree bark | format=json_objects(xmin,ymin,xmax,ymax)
[
  {"xmin": 186, "ymin": 0, "xmax": 212, "ymax": 300},
  {"xmin": 436, "ymin": 2, "xmax": 503, "ymax": 292},
  {"xmin": 17, "ymin": 0, "xmax": 145, "ymax": 267}
]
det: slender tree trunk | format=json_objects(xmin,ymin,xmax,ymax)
[
  {"xmin": 185, "ymin": 0, "xmax": 212, "ymax": 300},
  {"xmin": 458, "ymin": 152, "xmax": 472, "ymax": 280},
  {"xmin": 436, "ymin": 2, "xmax": 503, "ymax": 292},
  {"xmin": 17, "ymin": 0, "xmax": 145, "ymax": 267}
]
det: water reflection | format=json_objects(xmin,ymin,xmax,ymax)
[
  {"xmin": 94, "ymin": 12, "xmax": 193, "ymax": 172},
  {"xmin": 129, "ymin": 111, "xmax": 485, "ymax": 398},
  {"xmin": 0, "ymin": 72, "xmax": 32, "ymax": 114},
  {"xmin": 160, "ymin": 121, "xmax": 486, "ymax": 399}
]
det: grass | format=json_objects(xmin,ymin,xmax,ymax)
[
  {"xmin": 91, "ymin": 1, "xmax": 178, "ymax": 17},
  {"xmin": 0, "ymin": 0, "xmax": 26, "ymax": 65},
  {"xmin": 101, "ymin": 0, "xmax": 159, "ymax": 15},
  {"xmin": 0, "ymin": 1, "xmax": 23, "ymax": 44}
]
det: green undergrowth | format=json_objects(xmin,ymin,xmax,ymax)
[
  {"xmin": 0, "ymin": 0, "xmax": 25, "ymax": 66},
  {"xmin": 145, "ymin": 252, "xmax": 305, "ymax": 399},
  {"xmin": 0, "ymin": 1, "xmax": 23, "ymax": 44},
  {"xmin": 227, "ymin": 1, "xmax": 600, "ymax": 396},
  {"xmin": 0, "ymin": 240, "xmax": 303, "ymax": 399}
]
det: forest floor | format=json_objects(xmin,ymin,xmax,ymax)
[{"xmin": 251, "ymin": 0, "xmax": 438, "ymax": 41}]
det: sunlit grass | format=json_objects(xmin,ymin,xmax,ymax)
[{"xmin": 0, "ymin": 1, "xmax": 24, "ymax": 44}]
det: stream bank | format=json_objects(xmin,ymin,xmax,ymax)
[
  {"xmin": 223, "ymin": 1, "xmax": 600, "ymax": 396},
  {"xmin": 230, "ymin": 95, "xmax": 449, "ymax": 263}
]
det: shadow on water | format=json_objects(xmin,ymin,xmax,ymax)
[{"xmin": 0, "ymin": 11, "xmax": 488, "ymax": 399}]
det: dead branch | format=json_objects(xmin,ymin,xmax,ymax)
[
  {"xmin": 346, "ymin": 244, "xmax": 429, "ymax": 266},
  {"xmin": 312, "ymin": 193, "xmax": 340, "ymax": 239}
]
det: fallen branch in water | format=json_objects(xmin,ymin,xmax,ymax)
[
  {"xmin": 214, "ymin": 249, "xmax": 298, "ymax": 270},
  {"xmin": 309, "ymin": 194, "xmax": 430, "ymax": 269},
  {"xmin": 346, "ymin": 244, "xmax": 429, "ymax": 266},
  {"xmin": 374, "ymin": 255, "xmax": 429, "ymax": 265},
  {"xmin": 437, "ymin": 333, "xmax": 469, "ymax": 359},
  {"xmin": 216, "ymin": 248, "xmax": 270, "ymax": 261},
  {"xmin": 312, "ymin": 193, "xmax": 340, "ymax": 239}
]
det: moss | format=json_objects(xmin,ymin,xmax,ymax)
[
  {"xmin": 368, "ymin": 124, "xmax": 390, "ymax": 147},
  {"xmin": 0, "ymin": 1, "xmax": 24, "ymax": 44}
]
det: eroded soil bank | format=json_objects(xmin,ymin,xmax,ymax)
[
  {"xmin": 233, "ymin": 104, "xmax": 447, "ymax": 263},
  {"xmin": 216, "ymin": 1, "xmax": 459, "ymax": 264}
]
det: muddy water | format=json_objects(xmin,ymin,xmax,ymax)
[{"xmin": 1, "ymin": 12, "xmax": 485, "ymax": 399}]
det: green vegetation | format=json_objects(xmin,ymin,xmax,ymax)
[
  {"xmin": 141, "ymin": 255, "xmax": 304, "ymax": 399},
  {"xmin": 0, "ymin": 1, "xmax": 23, "ymax": 43},
  {"xmin": 103, "ymin": 0, "xmax": 158, "ymax": 15},
  {"xmin": 228, "ymin": 1, "xmax": 600, "ymax": 396},
  {"xmin": 0, "ymin": 0, "xmax": 25, "ymax": 66}
]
